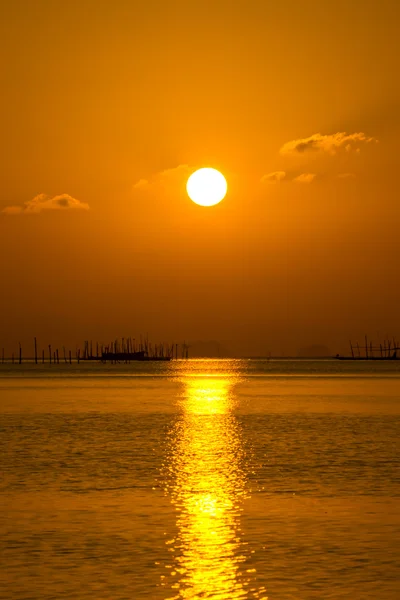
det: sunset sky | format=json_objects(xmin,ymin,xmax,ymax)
[{"xmin": 1, "ymin": 0, "xmax": 399, "ymax": 356}]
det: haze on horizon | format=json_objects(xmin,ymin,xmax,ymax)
[{"xmin": 1, "ymin": 0, "xmax": 399, "ymax": 357}]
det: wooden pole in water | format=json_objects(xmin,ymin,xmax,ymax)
[
  {"xmin": 365, "ymin": 336, "xmax": 368, "ymax": 360},
  {"xmin": 19, "ymin": 342, "xmax": 22, "ymax": 364},
  {"xmin": 56, "ymin": 349, "xmax": 59, "ymax": 364},
  {"xmin": 49, "ymin": 345, "xmax": 52, "ymax": 364},
  {"xmin": 34, "ymin": 337, "xmax": 38, "ymax": 365},
  {"xmin": 42, "ymin": 350, "xmax": 45, "ymax": 364},
  {"xmin": 69, "ymin": 350, "xmax": 72, "ymax": 364},
  {"xmin": 12, "ymin": 352, "xmax": 14, "ymax": 364}
]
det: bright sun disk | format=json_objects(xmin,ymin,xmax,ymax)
[{"xmin": 186, "ymin": 168, "xmax": 227, "ymax": 207}]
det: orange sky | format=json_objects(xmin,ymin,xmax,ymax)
[{"xmin": 1, "ymin": 0, "xmax": 399, "ymax": 356}]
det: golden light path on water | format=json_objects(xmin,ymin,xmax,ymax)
[{"xmin": 162, "ymin": 363, "xmax": 268, "ymax": 600}]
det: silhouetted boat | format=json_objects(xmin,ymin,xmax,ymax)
[{"xmin": 335, "ymin": 353, "xmax": 399, "ymax": 361}]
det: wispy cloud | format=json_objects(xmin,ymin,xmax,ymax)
[
  {"xmin": 133, "ymin": 165, "xmax": 191, "ymax": 191},
  {"xmin": 132, "ymin": 178, "xmax": 149, "ymax": 190},
  {"xmin": 261, "ymin": 171, "xmax": 317, "ymax": 184},
  {"xmin": 2, "ymin": 194, "xmax": 89, "ymax": 215},
  {"xmin": 280, "ymin": 132, "xmax": 377, "ymax": 156},
  {"xmin": 293, "ymin": 173, "xmax": 317, "ymax": 184},
  {"xmin": 260, "ymin": 171, "xmax": 286, "ymax": 183}
]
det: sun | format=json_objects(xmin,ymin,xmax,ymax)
[{"xmin": 186, "ymin": 168, "xmax": 227, "ymax": 207}]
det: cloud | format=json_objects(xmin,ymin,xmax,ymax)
[
  {"xmin": 261, "ymin": 171, "xmax": 317, "ymax": 184},
  {"xmin": 133, "ymin": 178, "xmax": 149, "ymax": 189},
  {"xmin": 293, "ymin": 173, "xmax": 317, "ymax": 184},
  {"xmin": 133, "ymin": 164, "xmax": 191, "ymax": 191},
  {"xmin": 280, "ymin": 132, "xmax": 377, "ymax": 155},
  {"xmin": 260, "ymin": 171, "xmax": 286, "ymax": 183},
  {"xmin": 2, "ymin": 194, "xmax": 89, "ymax": 215},
  {"xmin": 159, "ymin": 165, "xmax": 191, "ymax": 179}
]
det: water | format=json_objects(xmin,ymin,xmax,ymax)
[{"xmin": 1, "ymin": 359, "xmax": 399, "ymax": 599}]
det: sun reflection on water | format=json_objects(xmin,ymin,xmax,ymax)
[{"xmin": 162, "ymin": 364, "xmax": 268, "ymax": 599}]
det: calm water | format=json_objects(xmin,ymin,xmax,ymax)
[{"xmin": 1, "ymin": 359, "xmax": 399, "ymax": 599}]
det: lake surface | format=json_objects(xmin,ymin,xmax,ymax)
[{"xmin": 1, "ymin": 359, "xmax": 399, "ymax": 599}]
